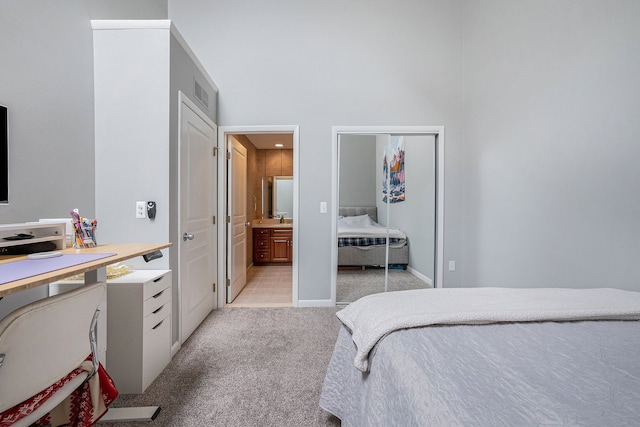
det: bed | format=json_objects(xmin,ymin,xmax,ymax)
[
  {"xmin": 320, "ymin": 287, "xmax": 640, "ymax": 426},
  {"xmin": 338, "ymin": 207, "xmax": 409, "ymax": 269}
]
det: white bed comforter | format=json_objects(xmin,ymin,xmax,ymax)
[
  {"xmin": 337, "ymin": 287, "xmax": 640, "ymax": 372},
  {"xmin": 337, "ymin": 214, "xmax": 406, "ymax": 239}
]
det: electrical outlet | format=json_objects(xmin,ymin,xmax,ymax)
[
  {"xmin": 136, "ymin": 201, "xmax": 146, "ymax": 219},
  {"xmin": 448, "ymin": 260, "xmax": 456, "ymax": 271}
]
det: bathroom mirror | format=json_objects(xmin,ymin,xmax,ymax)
[{"xmin": 262, "ymin": 176, "xmax": 293, "ymax": 219}]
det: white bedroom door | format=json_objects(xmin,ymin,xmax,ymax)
[
  {"xmin": 227, "ymin": 136, "xmax": 248, "ymax": 303},
  {"xmin": 179, "ymin": 94, "xmax": 217, "ymax": 343}
]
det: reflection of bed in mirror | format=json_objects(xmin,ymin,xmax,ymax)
[{"xmin": 338, "ymin": 206, "xmax": 409, "ymax": 269}]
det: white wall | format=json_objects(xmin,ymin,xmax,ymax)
[
  {"xmin": 94, "ymin": 22, "xmax": 218, "ymax": 345},
  {"xmin": 0, "ymin": 0, "xmax": 170, "ymax": 318},
  {"xmin": 89, "ymin": 0, "xmax": 167, "ymax": 19},
  {"xmin": 169, "ymin": 0, "xmax": 465, "ymax": 300},
  {"xmin": 0, "ymin": 1, "xmax": 96, "ymax": 223},
  {"xmin": 94, "ymin": 23, "xmax": 218, "ymax": 268},
  {"xmin": 93, "ymin": 26, "xmax": 171, "ymax": 269},
  {"xmin": 0, "ymin": 1, "xmax": 168, "ymax": 225},
  {"xmin": 462, "ymin": 0, "xmax": 640, "ymax": 290},
  {"xmin": 6, "ymin": 1, "xmax": 637, "ymax": 301}
]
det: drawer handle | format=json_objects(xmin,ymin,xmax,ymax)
[
  {"xmin": 153, "ymin": 276, "xmax": 164, "ymax": 283},
  {"xmin": 152, "ymin": 320, "xmax": 164, "ymax": 330},
  {"xmin": 152, "ymin": 305, "xmax": 164, "ymax": 314},
  {"xmin": 152, "ymin": 290, "xmax": 164, "ymax": 299}
]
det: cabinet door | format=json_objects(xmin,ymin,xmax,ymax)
[
  {"xmin": 286, "ymin": 237, "xmax": 293, "ymax": 262},
  {"xmin": 254, "ymin": 237, "xmax": 270, "ymax": 250},
  {"xmin": 254, "ymin": 250, "xmax": 271, "ymax": 263},
  {"xmin": 271, "ymin": 237, "xmax": 291, "ymax": 262},
  {"xmin": 253, "ymin": 228, "xmax": 271, "ymax": 263}
]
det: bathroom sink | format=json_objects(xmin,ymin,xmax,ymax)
[{"xmin": 251, "ymin": 219, "xmax": 292, "ymax": 228}]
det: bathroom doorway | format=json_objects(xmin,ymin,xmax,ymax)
[{"xmin": 218, "ymin": 126, "xmax": 299, "ymax": 307}]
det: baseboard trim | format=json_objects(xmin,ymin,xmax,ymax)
[
  {"xmin": 297, "ymin": 299, "xmax": 334, "ymax": 307},
  {"xmin": 407, "ymin": 267, "xmax": 433, "ymax": 287},
  {"xmin": 171, "ymin": 341, "xmax": 181, "ymax": 357}
]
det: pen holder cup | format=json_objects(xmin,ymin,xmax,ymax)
[{"xmin": 73, "ymin": 225, "xmax": 97, "ymax": 249}]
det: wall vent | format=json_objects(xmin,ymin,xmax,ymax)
[{"xmin": 194, "ymin": 80, "xmax": 209, "ymax": 110}]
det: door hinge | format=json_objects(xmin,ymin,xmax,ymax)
[
  {"xmin": 213, "ymin": 147, "xmax": 218, "ymax": 157},
  {"xmin": 226, "ymin": 278, "xmax": 231, "ymax": 287},
  {"xmin": 212, "ymin": 215, "xmax": 216, "ymax": 225},
  {"xmin": 213, "ymin": 282, "xmax": 216, "ymax": 292},
  {"xmin": 226, "ymin": 151, "xmax": 231, "ymax": 160},
  {"xmin": 226, "ymin": 216, "xmax": 231, "ymax": 223}
]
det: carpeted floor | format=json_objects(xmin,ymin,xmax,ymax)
[
  {"xmin": 337, "ymin": 268, "xmax": 431, "ymax": 303},
  {"xmin": 108, "ymin": 307, "xmax": 342, "ymax": 427}
]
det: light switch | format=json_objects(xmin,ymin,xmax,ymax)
[{"xmin": 320, "ymin": 202, "xmax": 327, "ymax": 213}]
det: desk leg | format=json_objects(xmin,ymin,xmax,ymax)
[
  {"xmin": 84, "ymin": 267, "xmax": 108, "ymax": 368},
  {"xmin": 98, "ymin": 406, "xmax": 162, "ymax": 423},
  {"xmin": 85, "ymin": 267, "xmax": 107, "ymax": 284},
  {"xmin": 84, "ymin": 267, "xmax": 161, "ymax": 423}
]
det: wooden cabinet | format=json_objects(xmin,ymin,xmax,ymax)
[
  {"xmin": 264, "ymin": 150, "xmax": 293, "ymax": 177},
  {"xmin": 106, "ymin": 270, "xmax": 172, "ymax": 394},
  {"xmin": 253, "ymin": 228, "xmax": 271, "ymax": 264},
  {"xmin": 253, "ymin": 227, "xmax": 292, "ymax": 265},
  {"xmin": 270, "ymin": 229, "xmax": 292, "ymax": 262}
]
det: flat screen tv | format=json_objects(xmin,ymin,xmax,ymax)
[{"xmin": 1, "ymin": 105, "xmax": 7, "ymax": 203}]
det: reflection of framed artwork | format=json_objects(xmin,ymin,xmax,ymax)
[{"xmin": 382, "ymin": 136, "xmax": 405, "ymax": 203}]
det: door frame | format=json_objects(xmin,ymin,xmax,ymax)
[
  {"xmin": 217, "ymin": 125, "xmax": 300, "ymax": 307},
  {"xmin": 330, "ymin": 126, "xmax": 445, "ymax": 304}
]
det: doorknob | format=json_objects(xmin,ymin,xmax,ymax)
[
  {"xmin": 183, "ymin": 232, "xmax": 194, "ymax": 241},
  {"xmin": 244, "ymin": 222, "xmax": 251, "ymax": 227}
]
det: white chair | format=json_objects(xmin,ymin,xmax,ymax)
[{"xmin": 0, "ymin": 282, "xmax": 105, "ymax": 426}]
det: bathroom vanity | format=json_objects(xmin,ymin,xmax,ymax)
[{"xmin": 252, "ymin": 222, "xmax": 293, "ymax": 265}]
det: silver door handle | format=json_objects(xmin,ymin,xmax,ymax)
[
  {"xmin": 183, "ymin": 233, "xmax": 194, "ymax": 241},
  {"xmin": 245, "ymin": 222, "xmax": 251, "ymax": 227}
]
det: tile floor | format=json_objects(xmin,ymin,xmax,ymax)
[{"xmin": 227, "ymin": 265, "xmax": 293, "ymax": 307}]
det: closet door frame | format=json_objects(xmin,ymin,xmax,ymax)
[{"xmin": 330, "ymin": 126, "xmax": 445, "ymax": 305}]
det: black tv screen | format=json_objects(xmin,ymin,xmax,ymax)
[{"xmin": 1, "ymin": 105, "xmax": 7, "ymax": 203}]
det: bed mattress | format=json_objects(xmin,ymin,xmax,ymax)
[
  {"xmin": 320, "ymin": 320, "xmax": 640, "ymax": 426},
  {"xmin": 337, "ymin": 237, "xmax": 404, "ymax": 247}
]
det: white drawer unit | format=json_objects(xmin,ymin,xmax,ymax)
[{"xmin": 106, "ymin": 270, "xmax": 172, "ymax": 394}]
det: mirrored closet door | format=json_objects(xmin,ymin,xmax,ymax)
[{"xmin": 335, "ymin": 132, "xmax": 437, "ymax": 304}]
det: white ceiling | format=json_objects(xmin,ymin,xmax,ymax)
[{"xmin": 243, "ymin": 133, "xmax": 293, "ymax": 150}]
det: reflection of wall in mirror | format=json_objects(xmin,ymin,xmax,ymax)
[
  {"xmin": 273, "ymin": 177, "xmax": 293, "ymax": 219},
  {"xmin": 261, "ymin": 177, "xmax": 273, "ymax": 219},
  {"xmin": 376, "ymin": 135, "xmax": 436, "ymax": 280},
  {"xmin": 339, "ymin": 135, "xmax": 377, "ymax": 207},
  {"xmin": 256, "ymin": 149, "xmax": 293, "ymax": 218}
]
